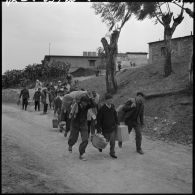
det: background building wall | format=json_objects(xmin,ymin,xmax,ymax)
[
  {"xmin": 43, "ymin": 56, "xmax": 102, "ymax": 72},
  {"xmin": 148, "ymin": 35, "xmax": 193, "ymax": 66}
]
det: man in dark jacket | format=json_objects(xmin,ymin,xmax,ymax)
[
  {"xmin": 123, "ymin": 92, "xmax": 145, "ymax": 154},
  {"xmin": 97, "ymin": 94, "xmax": 119, "ymax": 159},
  {"xmin": 19, "ymin": 86, "xmax": 30, "ymax": 110},
  {"xmin": 33, "ymin": 88, "xmax": 41, "ymax": 111},
  {"xmin": 68, "ymin": 94, "xmax": 96, "ymax": 161},
  {"xmin": 41, "ymin": 88, "xmax": 49, "ymax": 114}
]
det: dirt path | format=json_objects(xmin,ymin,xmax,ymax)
[{"xmin": 2, "ymin": 103, "xmax": 192, "ymax": 193}]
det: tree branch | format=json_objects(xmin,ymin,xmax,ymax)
[{"xmin": 154, "ymin": 11, "xmax": 164, "ymax": 25}]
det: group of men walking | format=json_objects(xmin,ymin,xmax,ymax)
[{"xmin": 18, "ymin": 77, "xmax": 145, "ymax": 161}]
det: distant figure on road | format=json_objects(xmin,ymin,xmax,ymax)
[
  {"xmin": 47, "ymin": 82, "xmax": 56, "ymax": 109},
  {"xmin": 53, "ymin": 89, "xmax": 64, "ymax": 132},
  {"xmin": 97, "ymin": 94, "xmax": 119, "ymax": 159},
  {"xmin": 118, "ymin": 63, "xmax": 121, "ymax": 71},
  {"xmin": 41, "ymin": 87, "xmax": 49, "ymax": 114},
  {"xmin": 19, "ymin": 86, "xmax": 30, "ymax": 111},
  {"xmin": 35, "ymin": 79, "xmax": 42, "ymax": 91},
  {"xmin": 122, "ymin": 92, "xmax": 145, "ymax": 154},
  {"xmin": 33, "ymin": 88, "xmax": 42, "ymax": 111}
]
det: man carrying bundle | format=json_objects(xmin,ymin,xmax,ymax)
[
  {"xmin": 122, "ymin": 92, "xmax": 145, "ymax": 154},
  {"xmin": 68, "ymin": 93, "xmax": 96, "ymax": 161}
]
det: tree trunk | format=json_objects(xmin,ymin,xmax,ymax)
[
  {"xmin": 101, "ymin": 30, "xmax": 119, "ymax": 94},
  {"xmin": 189, "ymin": 53, "xmax": 193, "ymax": 85},
  {"xmin": 164, "ymin": 27, "xmax": 173, "ymax": 77}
]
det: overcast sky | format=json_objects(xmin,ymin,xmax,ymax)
[{"xmin": 2, "ymin": 2, "xmax": 194, "ymax": 74}]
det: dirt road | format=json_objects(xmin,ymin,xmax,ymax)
[{"xmin": 2, "ymin": 103, "xmax": 192, "ymax": 193}]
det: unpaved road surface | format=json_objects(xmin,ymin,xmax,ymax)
[{"xmin": 2, "ymin": 103, "xmax": 192, "ymax": 193}]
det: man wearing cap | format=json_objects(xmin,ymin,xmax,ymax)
[
  {"xmin": 68, "ymin": 93, "xmax": 96, "ymax": 161},
  {"xmin": 97, "ymin": 94, "xmax": 119, "ymax": 159},
  {"xmin": 122, "ymin": 92, "xmax": 145, "ymax": 154}
]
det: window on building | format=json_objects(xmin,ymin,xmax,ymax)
[
  {"xmin": 161, "ymin": 47, "xmax": 166, "ymax": 56},
  {"xmin": 88, "ymin": 60, "xmax": 96, "ymax": 66}
]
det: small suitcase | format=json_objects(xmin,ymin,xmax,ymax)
[
  {"xmin": 116, "ymin": 124, "xmax": 129, "ymax": 142},
  {"xmin": 52, "ymin": 118, "xmax": 58, "ymax": 128}
]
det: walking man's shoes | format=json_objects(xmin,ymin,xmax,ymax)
[
  {"xmin": 79, "ymin": 155, "xmax": 87, "ymax": 161},
  {"xmin": 110, "ymin": 154, "xmax": 117, "ymax": 159},
  {"xmin": 68, "ymin": 146, "xmax": 72, "ymax": 153},
  {"xmin": 137, "ymin": 149, "xmax": 144, "ymax": 155}
]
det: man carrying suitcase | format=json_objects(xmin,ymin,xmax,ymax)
[{"xmin": 97, "ymin": 94, "xmax": 119, "ymax": 159}]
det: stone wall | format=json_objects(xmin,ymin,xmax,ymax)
[{"xmin": 148, "ymin": 35, "xmax": 193, "ymax": 66}]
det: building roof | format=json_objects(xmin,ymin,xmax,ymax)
[
  {"xmin": 125, "ymin": 52, "xmax": 148, "ymax": 54},
  {"xmin": 44, "ymin": 55, "xmax": 100, "ymax": 59},
  {"xmin": 148, "ymin": 35, "xmax": 193, "ymax": 45}
]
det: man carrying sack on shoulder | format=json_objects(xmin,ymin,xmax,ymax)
[{"xmin": 122, "ymin": 92, "xmax": 145, "ymax": 155}]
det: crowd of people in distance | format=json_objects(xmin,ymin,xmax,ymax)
[{"xmin": 18, "ymin": 73, "xmax": 146, "ymax": 161}]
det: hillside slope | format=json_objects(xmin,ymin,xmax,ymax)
[{"xmin": 78, "ymin": 62, "xmax": 192, "ymax": 145}]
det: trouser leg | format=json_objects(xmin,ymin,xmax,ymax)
[
  {"xmin": 127, "ymin": 125, "xmax": 133, "ymax": 134},
  {"xmin": 24, "ymin": 99, "xmax": 28, "ymax": 110},
  {"xmin": 68, "ymin": 122, "xmax": 79, "ymax": 147},
  {"xmin": 79, "ymin": 127, "xmax": 89, "ymax": 156},
  {"xmin": 34, "ymin": 101, "xmax": 37, "ymax": 111},
  {"xmin": 22, "ymin": 99, "xmax": 25, "ymax": 109},
  {"xmin": 45, "ymin": 103, "xmax": 48, "ymax": 113},
  {"xmin": 38, "ymin": 101, "xmax": 40, "ymax": 111},
  {"xmin": 87, "ymin": 120, "xmax": 91, "ymax": 136},
  {"xmin": 103, "ymin": 131, "xmax": 116, "ymax": 155},
  {"xmin": 64, "ymin": 111, "xmax": 71, "ymax": 133},
  {"xmin": 134, "ymin": 125, "xmax": 142, "ymax": 151},
  {"xmin": 66, "ymin": 118, "xmax": 71, "ymax": 133},
  {"xmin": 90, "ymin": 119, "xmax": 96, "ymax": 135},
  {"xmin": 109, "ymin": 131, "xmax": 116, "ymax": 155}
]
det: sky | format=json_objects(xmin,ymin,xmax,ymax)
[{"xmin": 2, "ymin": 2, "xmax": 194, "ymax": 74}]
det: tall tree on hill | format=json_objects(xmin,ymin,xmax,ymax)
[
  {"xmin": 92, "ymin": 2, "xmax": 133, "ymax": 94},
  {"xmin": 128, "ymin": 2, "xmax": 188, "ymax": 77},
  {"xmin": 173, "ymin": 2, "xmax": 193, "ymax": 85}
]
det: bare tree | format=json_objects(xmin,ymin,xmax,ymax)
[{"xmin": 92, "ymin": 2, "xmax": 132, "ymax": 94}]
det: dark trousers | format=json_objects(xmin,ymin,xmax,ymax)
[
  {"xmin": 60, "ymin": 110, "xmax": 71, "ymax": 133},
  {"xmin": 102, "ymin": 130, "xmax": 116, "ymax": 155},
  {"xmin": 22, "ymin": 98, "xmax": 28, "ymax": 110},
  {"xmin": 68, "ymin": 121, "xmax": 88, "ymax": 156},
  {"xmin": 43, "ymin": 103, "xmax": 48, "ymax": 113},
  {"xmin": 127, "ymin": 124, "xmax": 142, "ymax": 151},
  {"xmin": 87, "ymin": 119, "xmax": 96, "ymax": 137},
  {"xmin": 34, "ymin": 101, "xmax": 40, "ymax": 111}
]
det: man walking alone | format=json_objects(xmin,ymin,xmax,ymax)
[
  {"xmin": 19, "ymin": 85, "xmax": 30, "ymax": 111},
  {"xmin": 33, "ymin": 88, "xmax": 41, "ymax": 111}
]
